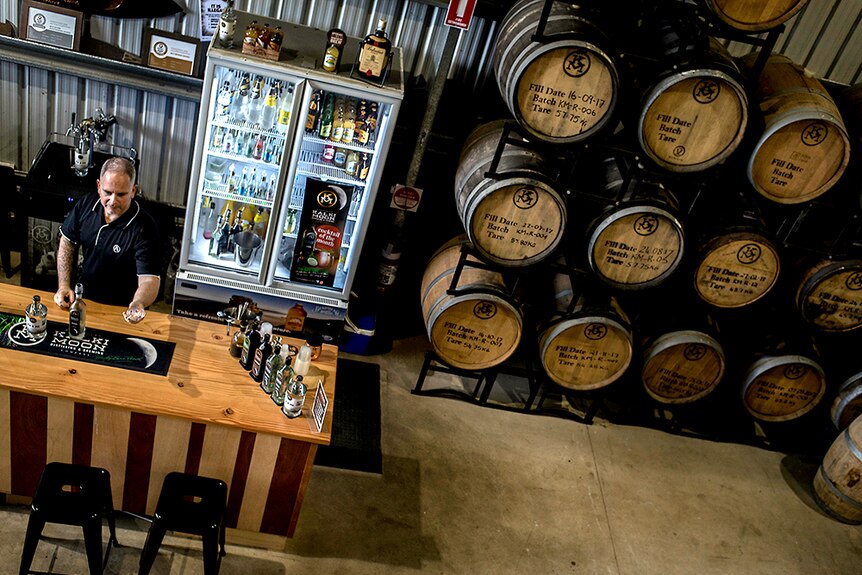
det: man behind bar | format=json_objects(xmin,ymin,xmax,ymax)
[{"xmin": 53, "ymin": 157, "xmax": 161, "ymax": 323}]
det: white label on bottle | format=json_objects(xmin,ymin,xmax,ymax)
[{"xmin": 219, "ymin": 20, "xmax": 235, "ymax": 42}]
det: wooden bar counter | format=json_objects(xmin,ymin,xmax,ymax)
[{"xmin": 0, "ymin": 284, "xmax": 336, "ymax": 547}]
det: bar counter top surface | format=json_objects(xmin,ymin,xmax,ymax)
[{"xmin": 0, "ymin": 284, "xmax": 335, "ymax": 445}]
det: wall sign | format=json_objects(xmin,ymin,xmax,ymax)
[{"xmin": 142, "ymin": 28, "xmax": 202, "ymax": 77}]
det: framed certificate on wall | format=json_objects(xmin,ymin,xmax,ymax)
[
  {"xmin": 20, "ymin": 0, "xmax": 84, "ymax": 51},
  {"xmin": 142, "ymin": 28, "xmax": 203, "ymax": 77}
]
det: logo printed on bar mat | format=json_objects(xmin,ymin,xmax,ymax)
[{"xmin": 0, "ymin": 313, "xmax": 175, "ymax": 376}]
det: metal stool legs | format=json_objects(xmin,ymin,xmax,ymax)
[{"xmin": 18, "ymin": 462, "xmax": 117, "ymax": 575}]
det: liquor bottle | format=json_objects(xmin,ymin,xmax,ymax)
[
  {"xmin": 322, "ymin": 28, "xmax": 346, "ymax": 73},
  {"xmin": 202, "ymin": 200, "xmax": 218, "ymax": 239},
  {"xmin": 355, "ymin": 19, "xmax": 392, "ymax": 82},
  {"xmin": 216, "ymin": 81, "xmax": 233, "ymax": 116},
  {"xmin": 25, "ymin": 295, "xmax": 48, "ymax": 336},
  {"xmin": 227, "ymin": 212, "xmax": 243, "ymax": 252},
  {"xmin": 243, "ymin": 20, "xmax": 259, "ymax": 51},
  {"xmin": 342, "ymin": 101, "xmax": 356, "ymax": 143},
  {"xmin": 261, "ymin": 85, "xmax": 278, "ymax": 130},
  {"xmin": 253, "ymin": 207, "xmax": 269, "ymax": 238},
  {"xmin": 222, "ymin": 129, "xmax": 235, "ymax": 154},
  {"xmin": 305, "ymin": 90, "xmax": 322, "ymax": 133},
  {"xmin": 330, "ymin": 101, "xmax": 344, "ymax": 142},
  {"xmin": 250, "ymin": 332, "xmax": 273, "ymax": 381},
  {"xmin": 271, "ymin": 355, "xmax": 294, "ymax": 406},
  {"xmin": 68, "ymin": 283, "xmax": 87, "ymax": 340},
  {"xmin": 263, "ymin": 138, "xmax": 275, "ymax": 163},
  {"xmin": 276, "ymin": 85, "xmax": 294, "ymax": 134},
  {"xmin": 286, "ymin": 209, "xmax": 297, "ymax": 234},
  {"xmin": 318, "ymin": 94, "xmax": 334, "ymax": 139},
  {"xmin": 245, "ymin": 76, "xmax": 263, "ymax": 125},
  {"xmin": 266, "ymin": 176, "xmax": 277, "ymax": 201},
  {"xmin": 345, "ymin": 149, "xmax": 359, "ymax": 177},
  {"xmin": 239, "ymin": 319, "xmax": 263, "ymax": 370},
  {"xmin": 285, "ymin": 303, "xmax": 307, "ymax": 332},
  {"xmin": 256, "ymin": 23, "xmax": 271, "ymax": 51},
  {"xmin": 358, "ymin": 152, "xmax": 370, "ymax": 181},
  {"xmin": 211, "ymin": 125, "xmax": 224, "ymax": 149},
  {"xmin": 217, "ymin": 0, "xmax": 237, "ymax": 49},
  {"xmin": 366, "ymin": 102, "xmax": 379, "ymax": 144},
  {"xmin": 355, "ymin": 100, "xmax": 368, "ymax": 144},
  {"xmin": 226, "ymin": 169, "xmax": 237, "ymax": 193},
  {"xmin": 217, "ymin": 209, "xmax": 232, "ymax": 255},
  {"xmin": 253, "ymin": 133, "xmax": 265, "ymax": 160},
  {"xmin": 268, "ymin": 26, "xmax": 284, "ymax": 55},
  {"xmin": 209, "ymin": 214, "xmax": 225, "ymax": 256},
  {"xmin": 260, "ymin": 339, "xmax": 283, "ymax": 393},
  {"xmin": 229, "ymin": 320, "xmax": 250, "ymax": 358},
  {"xmin": 282, "ymin": 374, "xmax": 307, "ymax": 418}
]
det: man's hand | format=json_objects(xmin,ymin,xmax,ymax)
[
  {"xmin": 53, "ymin": 287, "xmax": 75, "ymax": 310},
  {"xmin": 123, "ymin": 303, "xmax": 146, "ymax": 324}
]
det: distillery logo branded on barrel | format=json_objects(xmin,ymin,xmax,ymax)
[
  {"xmin": 693, "ymin": 79, "xmax": 720, "ymax": 104},
  {"xmin": 802, "ymin": 122, "xmax": 828, "ymax": 146},
  {"xmin": 684, "ymin": 343, "xmax": 707, "ymax": 361},
  {"xmin": 634, "ymin": 215, "xmax": 659, "ymax": 236},
  {"xmin": 473, "ymin": 301, "xmax": 497, "ymax": 320},
  {"xmin": 737, "ymin": 243, "xmax": 762, "ymax": 264},
  {"xmin": 563, "ymin": 50, "xmax": 590, "ymax": 78},
  {"xmin": 847, "ymin": 272, "xmax": 862, "ymax": 291}
]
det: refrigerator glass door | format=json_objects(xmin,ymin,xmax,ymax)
[
  {"xmin": 186, "ymin": 63, "xmax": 296, "ymax": 279},
  {"xmin": 271, "ymin": 83, "xmax": 393, "ymax": 293}
]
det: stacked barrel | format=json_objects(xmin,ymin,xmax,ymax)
[{"xmin": 418, "ymin": 0, "xmax": 861, "ymax": 474}]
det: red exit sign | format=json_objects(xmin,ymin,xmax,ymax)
[{"xmin": 445, "ymin": 0, "xmax": 477, "ymax": 30}]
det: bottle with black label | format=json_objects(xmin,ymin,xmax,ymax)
[
  {"xmin": 68, "ymin": 283, "xmax": 87, "ymax": 340},
  {"xmin": 239, "ymin": 319, "xmax": 262, "ymax": 370},
  {"xmin": 250, "ymin": 332, "xmax": 273, "ymax": 381},
  {"xmin": 260, "ymin": 339, "xmax": 284, "ymax": 394}
]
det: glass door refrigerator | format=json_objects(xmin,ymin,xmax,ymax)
[{"xmin": 174, "ymin": 13, "xmax": 403, "ymax": 342}]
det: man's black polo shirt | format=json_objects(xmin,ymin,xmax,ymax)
[{"xmin": 60, "ymin": 192, "xmax": 161, "ymax": 306}]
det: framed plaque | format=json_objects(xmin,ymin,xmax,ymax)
[
  {"xmin": 20, "ymin": 0, "xmax": 84, "ymax": 51},
  {"xmin": 142, "ymin": 28, "xmax": 202, "ymax": 77}
]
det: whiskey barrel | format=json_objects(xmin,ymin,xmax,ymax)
[
  {"xmin": 419, "ymin": 236, "xmax": 523, "ymax": 370},
  {"xmin": 690, "ymin": 191, "xmax": 781, "ymax": 308},
  {"xmin": 746, "ymin": 55, "xmax": 851, "ymax": 204},
  {"xmin": 832, "ymin": 372, "xmax": 862, "ymax": 431},
  {"xmin": 538, "ymin": 271, "xmax": 633, "ymax": 390},
  {"xmin": 493, "ymin": 0, "xmax": 619, "ymax": 144},
  {"xmin": 700, "ymin": 0, "xmax": 809, "ymax": 31},
  {"xmin": 642, "ymin": 329, "xmax": 725, "ymax": 404},
  {"xmin": 636, "ymin": 37, "xmax": 748, "ymax": 172},
  {"xmin": 586, "ymin": 160, "xmax": 685, "ymax": 289},
  {"xmin": 741, "ymin": 354, "xmax": 826, "ymax": 422},
  {"xmin": 455, "ymin": 121, "xmax": 566, "ymax": 267},
  {"xmin": 813, "ymin": 415, "xmax": 862, "ymax": 524},
  {"xmin": 796, "ymin": 259, "xmax": 862, "ymax": 332}
]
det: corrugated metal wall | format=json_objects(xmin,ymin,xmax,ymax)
[{"xmin": 0, "ymin": 0, "xmax": 858, "ymax": 206}]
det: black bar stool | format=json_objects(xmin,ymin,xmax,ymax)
[
  {"xmin": 19, "ymin": 462, "xmax": 119, "ymax": 575},
  {"xmin": 138, "ymin": 472, "xmax": 228, "ymax": 575}
]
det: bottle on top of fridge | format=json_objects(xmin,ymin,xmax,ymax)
[
  {"xmin": 25, "ymin": 295, "xmax": 48, "ymax": 336},
  {"xmin": 217, "ymin": 0, "xmax": 237, "ymax": 49},
  {"xmin": 68, "ymin": 283, "xmax": 87, "ymax": 340},
  {"xmin": 355, "ymin": 19, "xmax": 392, "ymax": 82},
  {"xmin": 322, "ymin": 28, "xmax": 346, "ymax": 73}
]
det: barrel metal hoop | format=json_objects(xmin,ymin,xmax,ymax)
[
  {"xmin": 817, "ymin": 466, "xmax": 862, "ymax": 511},
  {"xmin": 843, "ymin": 426, "xmax": 862, "ymax": 464}
]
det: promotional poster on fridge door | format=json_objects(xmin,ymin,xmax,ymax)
[{"xmin": 291, "ymin": 178, "xmax": 352, "ymax": 287}]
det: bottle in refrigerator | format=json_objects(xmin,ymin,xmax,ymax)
[
  {"xmin": 333, "ymin": 147, "xmax": 347, "ymax": 168},
  {"xmin": 202, "ymin": 201, "xmax": 218, "ymax": 239},
  {"xmin": 216, "ymin": 81, "xmax": 233, "ymax": 116},
  {"xmin": 318, "ymin": 94, "xmax": 334, "ymax": 139},
  {"xmin": 305, "ymin": 90, "xmax": 322, "ymax": 133},
  {"xmin": 223, "ymin": 129, "xmax": 235, "ymax": 154},
  {"xmin": 253, "ymin": 207, "xmax": 269, "ymax": 238},
  {"xmin": 211, "ymin": 126, "xmax": 224, "ymax": 149},
  {"xmin": 261, "ymin": 85, "xmax": 278, "ymax": 130},
  {"xmin": 217, "ymin": 0, "xmax": 237, "ymax": 49},
  {"xmin": 208, "ymin": 214, "xmax": 225, "ymax": 256},
  {"xmin": 358, "ymin": 152, "xmax": 370, "ymax": 180},
  {"xmin": 322, "ymin": 144, "xmax": 335, "ymax": 163},
  {"xmin": 343, "ymin": 102, "xmax": 356, "ymax": 143},
  {"xmin": 276, "ymin": 85, "xmax": 294, "ymax": 134},
  {"xmin": 355, "ymin": 101, "xmax": 368, "ymax": 144},
  {"xmin": 345, "ymin": 150, "xmax": 359, "ymax": 177},
  {"xmin": 245, "ymin": 77, "xmax": 263, "ymax": 125},
  {"xmin": 331, "ymin": 101, "xmax": 344, "ymax": 142},
  {"xmin": 217, "ymin": 209, "xmax": 233, "ymax": 255},
  {"xmin": 253, "ymin": 133, "xmax": 265, "ymax": 160}
]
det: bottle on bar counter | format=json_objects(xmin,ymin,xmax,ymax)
[
  {"xmin": 271, "ymin": 353, "xmax": 294, "ymax": 406},
  {"xmin": 260, "ymin": 338, "xmax": 284, "ymax": 394},
  {"xmin": 25, "ymin": 295, "xmax": 48, "ymax": 336},
  {"xmin": 250, "ymin": 332, "xmax": 273, "ymax": 382},
  {"xmin": 68, "ymin": 283, "xmax": 87, "ymax": 340},
  {"xmin": 282, "ymin": 374, "xmax": 307, "ymax": 418},
  {"xmin": 239, "ymin": 319, "xmax": 262, "ymax": 370}
]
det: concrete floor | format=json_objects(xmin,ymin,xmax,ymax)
[{"xmin": 1, "ymin": 332, "xmax": 861, "ymax": 574}]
